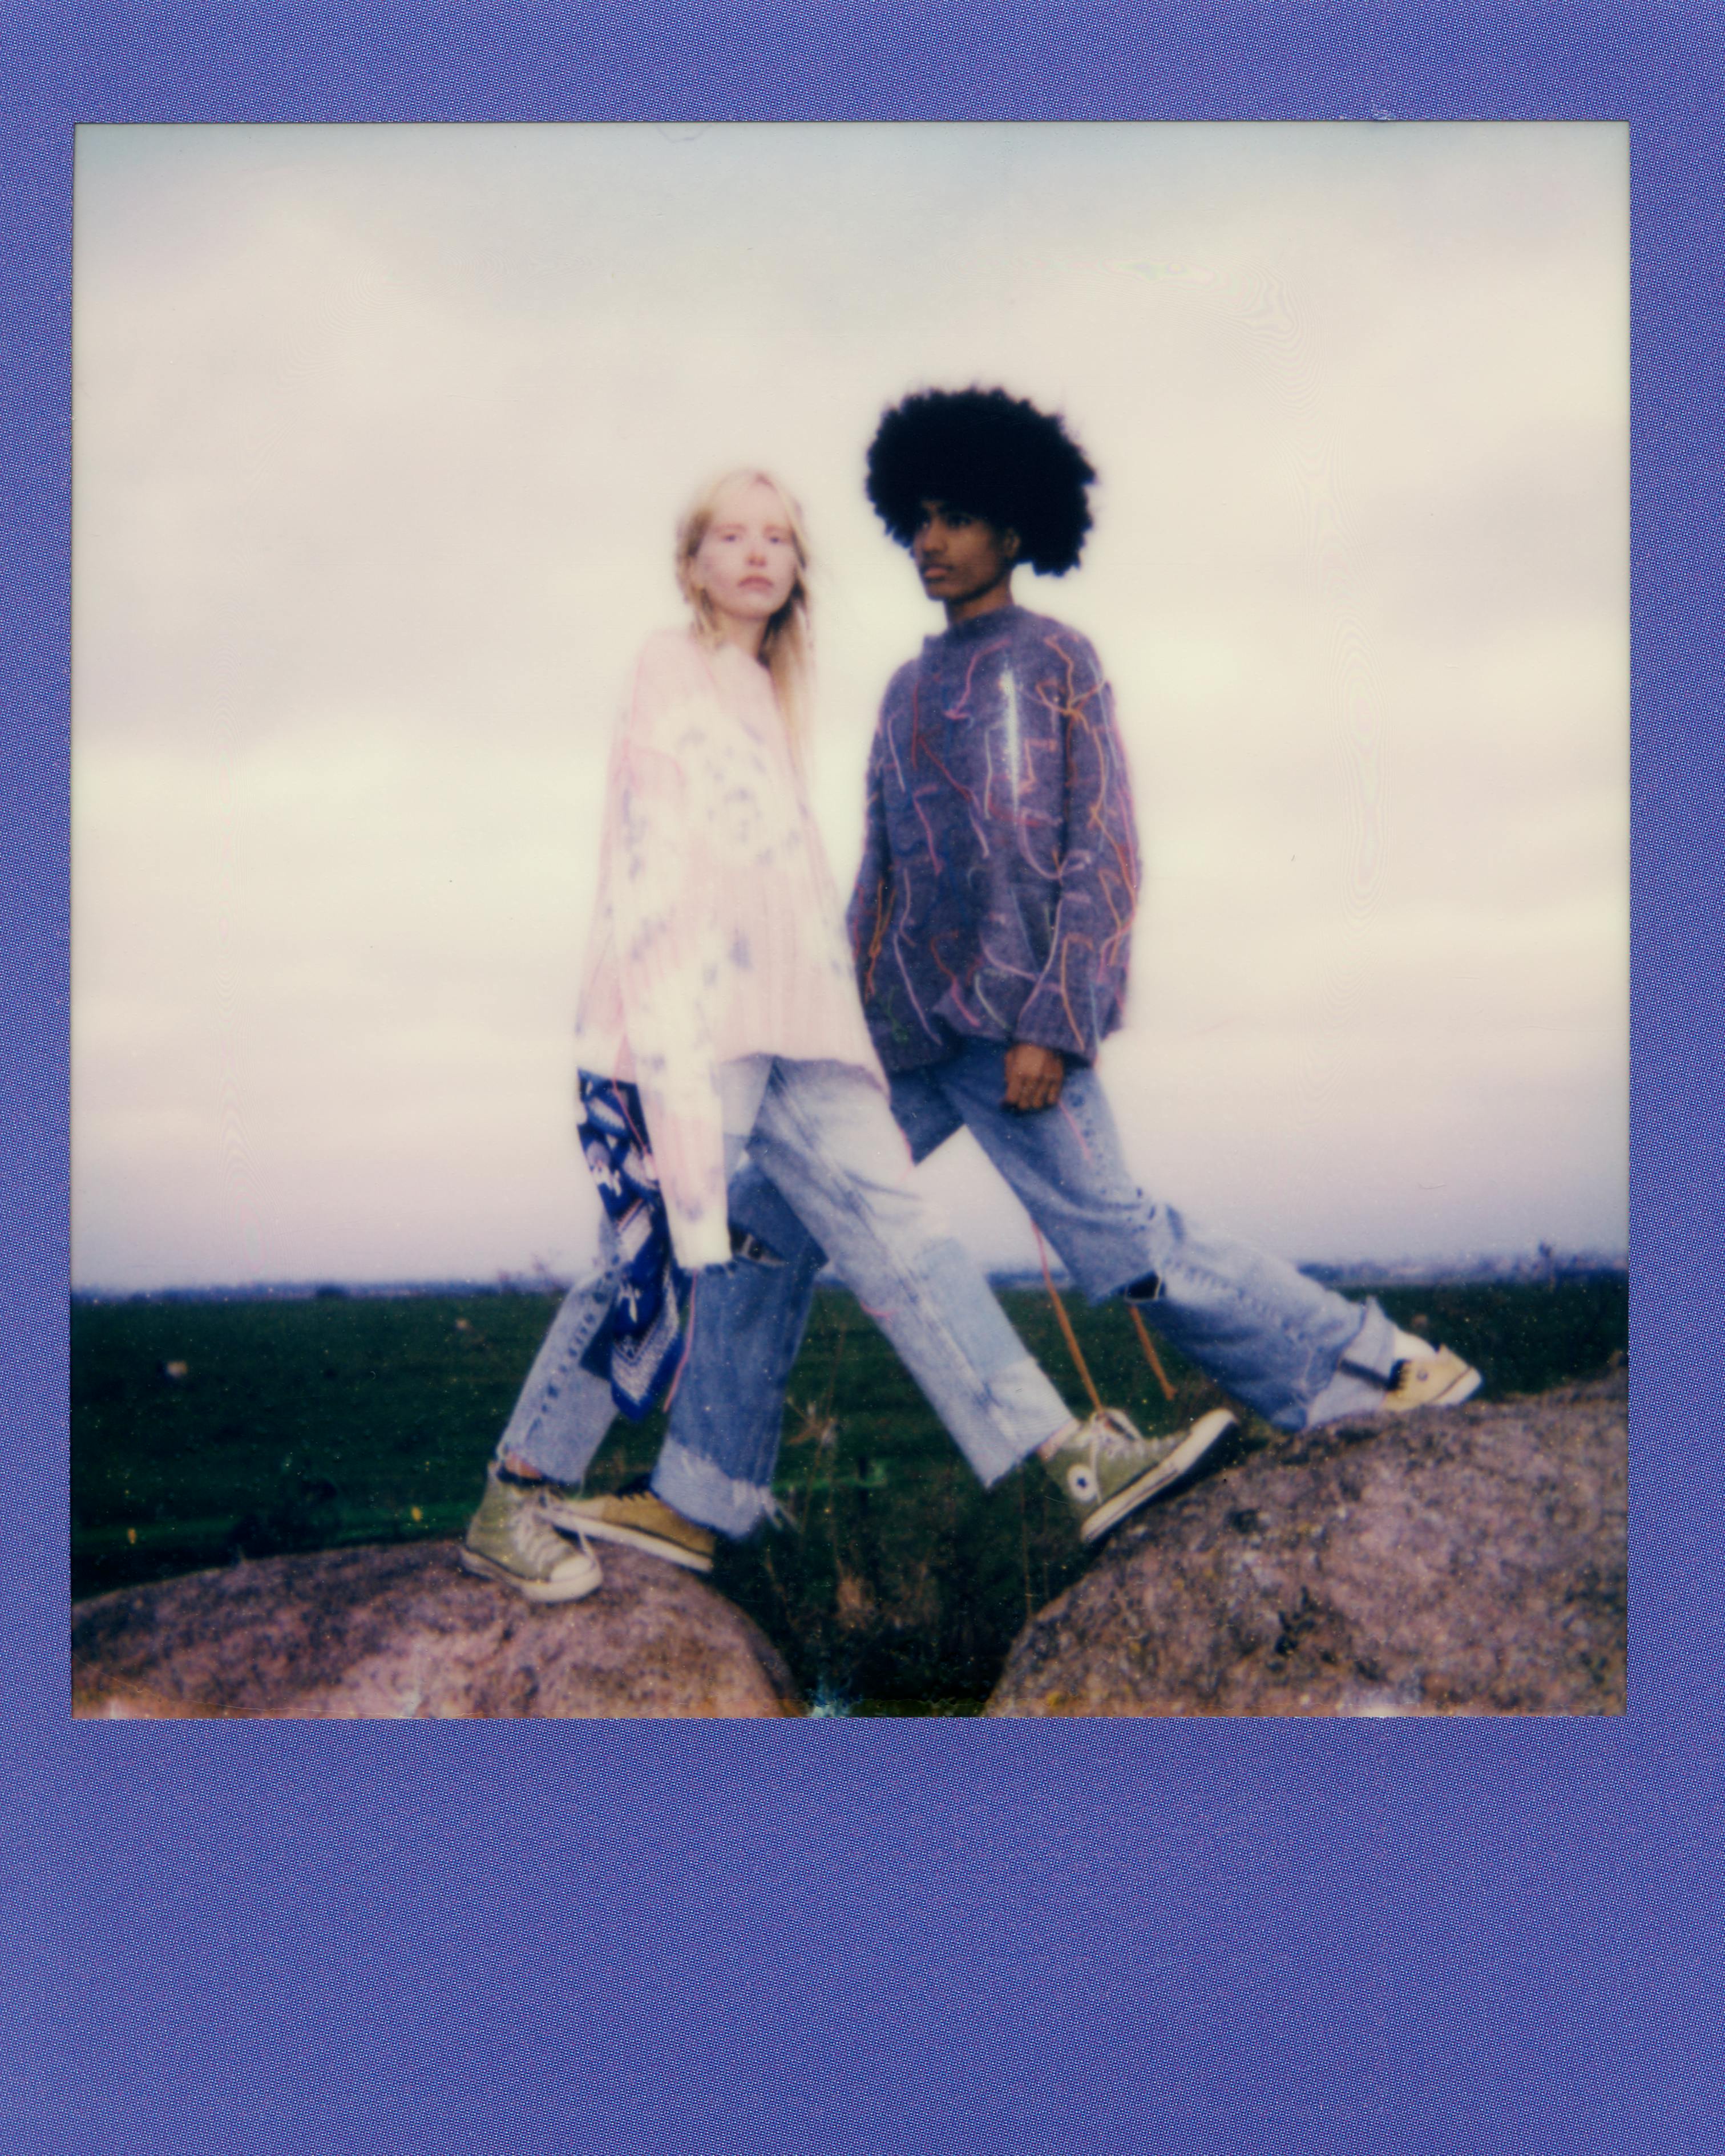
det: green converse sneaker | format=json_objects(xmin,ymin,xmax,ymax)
[
  {"xmin": 460, "ymin": 1466, "xmax": 603, "ymax": 1603},
  {"xmin": 541, "ymin": 1480, "xmax": 716, "ymax": 1574},
  {"xmin": 1041, "ymin": 1406, "xmax": 1239, "ymax": 1545}
]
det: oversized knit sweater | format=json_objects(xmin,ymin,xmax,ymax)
[
  {"xmin": 846, "ymin": 605, "xmax": 1141, "ymax": 1074},
  {"xmin": 572, "ymin": 629, "xmax": 884, "ymax": 1269}
]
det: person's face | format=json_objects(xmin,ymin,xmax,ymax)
[
  {"xmin": 690, "ymin": 479, "xmax": 801, "ymax": 639},
  {"xmin": 910, "ymin": 499, "xmax": 1020, "ymax": 618}
]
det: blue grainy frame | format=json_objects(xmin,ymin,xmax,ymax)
[{"xmin": 5, "ymin": 7, "xmax": 1720, "ymax": 2153}]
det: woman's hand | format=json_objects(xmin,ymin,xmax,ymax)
[{"xmin": 1002, "ymin": 1042, "xmax": 1065, "ymax": 1114}]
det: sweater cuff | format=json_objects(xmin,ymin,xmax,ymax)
[
  {"xmin": 1012, "ymin": 994, "xmax": 1097, "ymax": 1066},
  {"xmin": 665, "ymin": 1202, "xmax": 733, "ymax": 1273}
]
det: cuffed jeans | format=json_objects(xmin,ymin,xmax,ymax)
[
  {"xmin": 494, "ymin": 1057, "xmax": 1072, "ymax": 1522},
  {"xmin": 633, "ymin": 1041, "xmax": 1404, "ymax": 1534}
]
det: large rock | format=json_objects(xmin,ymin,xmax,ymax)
[
  {"xmin": 986, "ymin": 1374, "xmax": 1627, "ymax": 1717},
  {"xmin": 72, "ymin": 1539, "xmax": 802, "ymax": 1718}
]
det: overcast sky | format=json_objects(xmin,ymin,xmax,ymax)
[{"xmin": 70, "ymin": 122, "xmax": 1627, "ymax": 1290}]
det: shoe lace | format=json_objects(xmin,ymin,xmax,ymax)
[
  {"xmin": 1082, "ymin": 1410, "xmax": 1145, "ymax": 1461},
  {"xmin": 515, "ymin": 1492, "xmax": 583, "ymax": 1570}
]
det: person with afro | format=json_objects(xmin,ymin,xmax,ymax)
[{"xmin": 545, "ymin": 387, "xmax": 1482, "ymax": 1568}]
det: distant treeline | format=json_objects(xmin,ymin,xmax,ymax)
[{"xmin": 73, "ymin": 1251, "xmax": 1629, "ymax": 1306}]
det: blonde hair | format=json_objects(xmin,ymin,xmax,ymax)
[{"xmin": 674, "ymin": 468, "xmax": 814, "ymax": 755}]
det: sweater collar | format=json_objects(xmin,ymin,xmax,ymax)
[{"xmin": 924, "ymin": 603, "xmax": 1024, "ymax": 653}]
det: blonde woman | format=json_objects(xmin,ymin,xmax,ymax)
[{"xmin": 461, "ymin": 470, "xmax": 1229, "ymax": 1600}]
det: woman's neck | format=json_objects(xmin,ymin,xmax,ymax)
[{"xmin": 706, "ymin": 613, "xmax": 768, "ymax": 662}]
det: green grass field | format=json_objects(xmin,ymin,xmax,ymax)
[{"xmin": 70, "ymin": 1272, "xmax": 1627, "ymax": 1713}]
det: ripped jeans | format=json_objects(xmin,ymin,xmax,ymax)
[
  {"xmin": 492, "ymin": 1055, "xmax": 1072, "ymax": 1519},
  {"xmin": 650, "ymin": 1041, "xmax": 1402, "ymax": 1534}
]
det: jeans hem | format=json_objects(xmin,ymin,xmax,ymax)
[
  {"xmin": 653, "ymin": 1438, "xmax": 781, "ymax": 1539},
  {"xmin": 1334, "ymin": 1297, "xmax": 1400, "ymax": 1381}
]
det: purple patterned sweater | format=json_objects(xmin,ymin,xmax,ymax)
[{"xmin": 847, "ymin": 604, "xmax": 1141, "ymax": 1073}]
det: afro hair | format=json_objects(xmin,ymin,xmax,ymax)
[{"xmin": 864, "ymin": 386, "xmax": 1098, "ymax": 576}]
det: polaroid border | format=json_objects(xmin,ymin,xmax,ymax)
[{"xmin": 5, "ymin": 7, "xmax": 1719, "ymax": 2151}]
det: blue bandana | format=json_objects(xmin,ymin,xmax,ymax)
[{"xmin": 576, "ymin": 1073, "xmax": 693, "ymax": 1421}]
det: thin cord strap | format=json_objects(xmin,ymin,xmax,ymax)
[
  {"xmin": 1034, "ymin": 1225, "xmax": 1103, "ymax": 1417},
  {"xmin": 1128, "ymin": 1302, "xmax": 1177, "ymax": 1402}
]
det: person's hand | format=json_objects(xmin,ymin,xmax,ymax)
[{"xmin": 1003, "ymin": 1041, "xmax": 1065, "ymax": 1113}]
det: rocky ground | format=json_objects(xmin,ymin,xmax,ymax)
[
  {"xmin": 72, "ymin": 1538, "xmax": 801, "ymax": 1718},
  {"xmin": 984, "ymin": 1374, "xmax": 1627, "ymax": 1717}
]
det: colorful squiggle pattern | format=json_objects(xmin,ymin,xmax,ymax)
[{"xmin": 847, "ymin": 605, "xmax": 1140, "ymax": 1073}]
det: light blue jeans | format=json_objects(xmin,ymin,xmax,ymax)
[
  {"xmin": 631, "ymin": 1041, "xmax": 1403, "ymax": 1535},
  {"xmin": 494, "ymin": 1055, "xmax": 1072, "ymax": 1510}
]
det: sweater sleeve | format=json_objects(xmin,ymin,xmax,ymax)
[
  {"xmin": 608, "ymin": 646, "xmax": 733, "ymax": 1270},
  {"xmin": 1012, "ymin": 638, "xmax": 1141, "ymax": 1064},
  {"xmin": 845, "ymin": 726, "xmax": 894, "ymax": 997}
]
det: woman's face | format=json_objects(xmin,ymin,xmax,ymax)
[{"xmin": 689, "ymin": 479, "xmax": 802, "ymax": 635}]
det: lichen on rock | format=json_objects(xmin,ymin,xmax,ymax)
[
  {"xmin": 72, "ymin": 1539, "xmax": 802, "ymax": 1719},
  {"xmin": 985, "ymin": 1374, "xmax": 1627, "ymax": 1718}
]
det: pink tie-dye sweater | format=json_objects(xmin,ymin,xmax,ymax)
[{"xmin": 572, "ymin": 628, "xmax": 885, "ymax": 1268}]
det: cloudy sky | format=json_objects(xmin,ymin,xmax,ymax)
[{"xmin": 71, "ymin": 122, "xmax": 1627, "ymax": 1291}]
